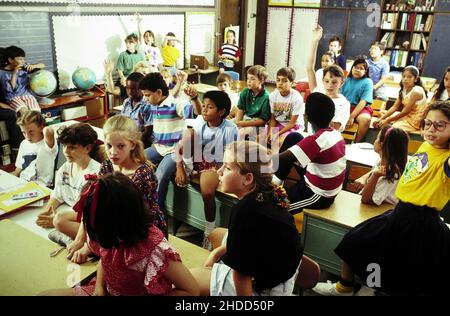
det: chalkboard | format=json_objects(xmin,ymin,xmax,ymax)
[
  {"xmin": 345, "ymin": 10, "xmax": 379, "ymax": 59},
  {"xmin": 436, "ymin": 0, "xmax": 450, "ymax": 11},
  {"xmin": 0, "ymin": 12, "xmax": 54, "ymax": 72},
  {"xmin": 423, "ymin": 14, "xmax": 450, "ymax": 79}
]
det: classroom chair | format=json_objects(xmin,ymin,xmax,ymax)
[
  {"xmin": 344, "ymin": 165, "xmax": 372, "ymax": 193},
  {"xmin": 295, "ymin": 255, "xmax": 321, "ymax": 295},
  {"xmin": 295, "ymin": 81, "xmax": 311, "ymax": 101},
  {"xmin": 224, "ymin": 70, "xmax": 240, "ymax": 82},
  {"xmin": 407, "ymin": 139, "xmax": 423, "ymax": 155},
  {"xmin": 370, "ymin": 100, "xmax": 386, "ymax": 118},
  {"xmin": 341, "ymin": 122, "xmax": 359, "ymax": 144}
]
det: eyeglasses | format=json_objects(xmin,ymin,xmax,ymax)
[
  {"xmin": 421, "ymin": 119, "xmax": 450, "ymax": 131},
  {"xmin": 353, "ymin": 66, "xmax": 366, "ymax": 72}
]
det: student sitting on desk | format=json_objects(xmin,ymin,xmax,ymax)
[
  {"xmin": 313, "ymin": 101, "xmax": 450, "ymax": 296},
  {"xmin": 432, "ymin": 66, "xmax": 450, "ymax": 102},
  {"xmin": 235, "ymin": 65, "xmax": 270, "ymax": 141},
  {"xmin": 36, "ymin": 124, "xmax": 101, "ymax": 239},
  {"xmin": 352, "ymin": 126, "xmax": 408, "ymax": 206},
  {"xmin": 12, "ymin": 111, "xmax": 58, "ymax": 187},
  {"xmin": 161, "ymin": 32, "xmax": 182, "ymax": 77},
  {"xmin": 272, "ymin": 93, "xmax": 346, "ymax": 214},
  {"xmin": 217, "ymin": 29, "xmax": 241, "ymax": 74},
  {"xmin": 374, "ymin": 65, "xmax": 428, "ymax": 133},
  {"xmin": 368, "ymin": 41, "xmax": 390, "ymax": 101}
]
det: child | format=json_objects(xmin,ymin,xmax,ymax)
[
  {"xmin": 160, "ymin": 68, "xmax": 188, "ymax": 98},
  {"xmin": 374, "ymin": 65, "xmax": 427, "ymax": 133},
  {"xmin": 342, "ymin": 56, "xmax": 374, "ymax": 142},
  {"xmin": 432, "ymin": 66, "xmax": 450, "ymax": 102},
  {"xmin": 136, "ymin": 13, "xmax": 163, "ymax": 73},
  {"xmin": 139, "ymin": 73, "xmax": 198, "ymax": 213},
  {"xmin": 36, "ymin": 124, "xmax": 101, "ymax": 235},
  {"xmin": 235, "ymin": 65, "xmax": 270, "ymax": 140},
  {"xmin": 307, "ymin": 25, "xmax": 350, "ymax": 132},
  {"xmin": 313, "ymin": 101, "xmax": 450, "ymax": 296},
  {"xmin": 314, "ymin": 51, "xmax": 335, "ymax": 93},
  {"xmin": 272, "ymin": 92, "xmax": 346, "ymax": 214},
  {"xmin": 40, "ymin": 172, "xmax": 199, "ymax": 296},
  {"xmin": 175, "ymin": 90, "xmax": 239, "ymax": 250},
  {"xmin": 217, "ymin": 29, "xmax": 241, "ymax": 74},
  {"xmin": 116, "ymin": 34, "xmax": 145, "ymax": 91},
  {"xmin": 368, "ymin": 41, "xmax": 390, "ymax": 101},
  {"xmin": 216, "ymin": 73, "xmax": 239, "ymax": 119},
  {"xmin": 329, "ymin": 36, "xmax": 346, "ymax": 71},
  {"xmin": 161, "ymin": 32, "xmax": 182, "ymax": 76},
  {"xmin": 353, "ymin": 126, "xmax": 408, "ymax": 206},
  {"xmin": 66, "ymin": 115, "xmax": 166, "ymax": 264},
  {"xmin": 268, "ymin": 67, "xmax": 304, "ymax": 146},
  {"xmin": 12, "ymin": 110, "xmax": 58, "ymax": 187},
  {"xmin": 190, "ymin": 141, "xmax": 303, "ymax": 296}
]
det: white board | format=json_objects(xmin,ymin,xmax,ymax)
[
  {"xmin": 264, "ymin": 7, "xmax": 292, "ymax": 83},
  {"xmin": 185, "ymin": 12, "xmax": 216, "ymax": 67},
  {"xmin": 5, "ymin": 0, "xmax": 214, "ymax": 5},
  {"xmin": 52, "ymin": 14, "xmax": 185, "ymax": 89}
]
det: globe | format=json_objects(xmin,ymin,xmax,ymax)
[
  {"xmin": 29, "ymin": 70, "xmax": 57, "ymax": 105},
  {"xmin": 72, "ymin": 67, "xmax": 96, "ymax": 96}
]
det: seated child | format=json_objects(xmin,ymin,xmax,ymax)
[
  {"xmin": 161, "ymin": 32, "xmax": 182, "ymax": 76},
  {"xmin": 216, "ymin": 73, "xmax": 239, "ymax": 119},
  {"xmin": 12, "ymin": 110, "xmax": 58, "ymax": 187},
  {"xmin": 368, "ymin": 41, "xmax": 390, "ymax": 101},
  {"xmin": 217, "ymin": 29, "xmax": 241, "ymax": 74},
  {"xmin": 432, "ymin": 66, "xmax": 450, "ymax": 102},
  {"xmin": 175, "ymin": 90, "xmax": 239, "ymax": 250},
  {"xmin": 329, "ymin": 36, "xmax": 346, "ymax": 71},
  {"xmin": 40, "ymin": 172, "xmax": 200, "ymax": 296},
  {"xmin": 190, "ymin": 141, "xmax": 303, "ymax": 296}
]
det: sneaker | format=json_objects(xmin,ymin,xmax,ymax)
[
  {"xmin": 354, "ymin": 285, "xmax": 376, "ymax": 296},
  {"xmin": 48, "ymin": 230, "xmax": 73, "ymax": 247},
  {"xmin": 201, "ymin": 233, "xmax": 212, "ymax": 251},
  {"xmin": 312, "ymin": 281, "xmax": 353, "ymax": 296}
]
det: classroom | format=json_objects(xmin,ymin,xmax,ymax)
[{"xmin": 0, "ymin": 0, "xmax": 449, "ymax": 298}]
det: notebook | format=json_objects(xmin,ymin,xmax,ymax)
[{"xmin": 0, "ymin": 181, "xmax": 51, "ymax": 215}]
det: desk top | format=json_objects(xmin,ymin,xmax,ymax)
[
  {"xmin": 40, "ymin": 86, "xmax": 106, "ymax": 110},
  {"xmin": 0, "ymin": 219, "xmax": 97, "ymax": 295},
  {"xmin": 304, "ymin": 190, "xmax": 393, "ymax": 229},
  {"xmin": 169, "ymin": 235, "xmax": 210, "ymax": 269},
  {"xmin": 345, "ymin": 143, "xmax": 380, "ymax": 167},
  {"xmin": 186, "ymin": 66, "xmax": 219, "ymax": 75}
]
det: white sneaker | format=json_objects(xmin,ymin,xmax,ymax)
[
  {"xmin": 312, "ymin": 281, "xmax": 353, "ymax": 296},
  {"xmin": 183, "ymin": 160, "xmax": 194, "ymax": 176},
  {"xmin": 201, "ymin": 233, "xmax": 212, "ymax": 251},
  {"xmin": 354, "ymin": 285, "xmax": 376, "ymax": 296},
  {"xmin": 48, "ymin": 230, "xmax": 73, "ymax": 247}
]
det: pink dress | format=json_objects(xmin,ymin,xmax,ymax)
[{"xmin": 74, "ymin": 226, "xmax": 181, "ymax": 296}]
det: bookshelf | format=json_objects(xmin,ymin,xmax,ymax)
[{"xmin": 378, "ymin": 0, "xmax": 436, "ymax": 72}]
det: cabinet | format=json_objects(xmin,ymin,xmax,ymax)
[{"xmin": 378, "ymin": 0, "xmax": 436, "ymax": 72}]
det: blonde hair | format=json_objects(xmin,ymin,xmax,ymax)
[
  {"xmin": 247, "ymin": 65, "xmax": 269, "ymax": 82},
  {"xmin": 17, "ymin": 110, "xmax": 46, "ymax": 128},
  {"xmin": 226, "ymin": 141, "xmax": 273, "ymax": 193},
  {"xmin": 103, "ymin": 115, "xmax": 147, "ymax": 164}
]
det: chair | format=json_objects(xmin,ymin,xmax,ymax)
[
  {"xmin": 345, "ymin": 165, "xmax": 372, "ymax": 193},
  {"xmin": 295, "ymin": 255, "xmax": 321, "ymax": 293},
  {"xmin": 370, "ymin": 100, "xmax": 386, "ymax": 118},
  {"xmin": 407, "ymin": 139, "xmax": 423, "ymax": 155},
  {"xmin": 295, "ymin": 81, "xmax": 311, "ymax": 101},
  {"xmin": 341, "ymin": 122, "xmax": 359, "ymax": 144},
  {"xmin": 224, "ymin": 70, "xmax": 240, "ymax": 82}
]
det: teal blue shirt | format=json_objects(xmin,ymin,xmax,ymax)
[
  {"xmin": 341, "ymin": 77, "xmax": 373, "ymax": 106},
  {"xmin": 116, "ymin": 50, "xmax": 145, "ymax": 77}
]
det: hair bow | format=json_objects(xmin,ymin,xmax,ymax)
[{"xmin": 73, "ymin": 173, "xmax": 100, "ymax": 228}]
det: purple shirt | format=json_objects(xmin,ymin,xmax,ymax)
[{"xmin": 0, "ymin": 69, "xmax": 32, "ymax": 104}]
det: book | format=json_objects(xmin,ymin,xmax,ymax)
[
  {"xmin": 421, "ymin": 33, "xmax": 428, "ymax": 50},
  {"xmin": 0, "ymin": 181, "xmax": 51, "ymax": 214}
]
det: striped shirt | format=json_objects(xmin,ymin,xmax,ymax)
[
  {"xmin": 218, "ymin": 43, "xmax": 241, "ymax": 68},
  {"xmin": 288, "ymin": 128, "xmax": 346, "ymax": 197},
  {"xmin": 121, "ymin": 96, "xmax": 149, "ymax": 132},
  {"xmin": 146, "ymin": 95, "xmax": 194, "ymax": 156}
]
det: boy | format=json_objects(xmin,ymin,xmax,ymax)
[
  {"xmin": 273, "ymin": 92, "xmax": 346, "ymax": 214},
  {"xmin": 139, "ymin": 73, "xmax": 200, "ymax": 212},
  {"xmin": 175, "ymin": 90, "xmax": 239, "ymax": 249},
  {"xmin": 368, "ymin": 41, "xmax": 390, "ymax": 101},
  {"xmin": 235, "ymin": 65, "xmax": 270, "ymax": 140},
  {"xmin": 216, "ymin": 73, "xmax": 239, "ymax": 119},
  {"xmin": 116, "ymin": 34, "xmax": 145, "ymax": 91},
  {"xmin": 329, "ymin": 36, "xmax": 346, "ymax": 71},
  {"xmin": 161, "ymin": 32, "xmax": 182, "ymax": 77}
]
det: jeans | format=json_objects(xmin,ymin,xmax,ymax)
[
  {"xmin": 145, "ymin": 146, "xmax": 177, "ymax": 210},
  {"xmin": 0, "ymin": 108, "xmax": 23, "ymax": 148}
]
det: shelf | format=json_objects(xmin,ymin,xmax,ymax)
[
  {"xmin": 383, "ymin": 10, "xmax": 434, "ymax": 13},
  {"xmin": 385, "ymin": 48, "xmax": 409, "ymax": 51},
  {"xmin": 40, "ymin": 85, "xmax": 106, "ymax": 110}
]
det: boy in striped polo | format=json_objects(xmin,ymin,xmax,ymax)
[{"xmin": 272, "ymin": 92, "xmax": 346, "ymax": 214}]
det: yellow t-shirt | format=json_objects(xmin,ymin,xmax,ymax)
[
  {"xmin": 161, "ymin": 45, "xmax": 181, "ymax": 67},
  {"xmin": 396, "ymin": 142, "xmax": 450, "ymax": 211}
]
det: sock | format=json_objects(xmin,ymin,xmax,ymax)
[
  {"xmin": 205, "ymin": 221, "xmax": 215, "ymax": 235},
  {"xmin": 335, "ymin": 278, "xmax": 354, "ymax": 293},
  {"xmin": 183, "ymin": 157, "xmax": 194, "ymax": 173}
]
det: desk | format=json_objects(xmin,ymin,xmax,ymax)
[
  {"xmin": 169, "ymin": 235, "xmax": 210, "ymax": 269},
  {"xmin": 345, "ymin": 143, "xmax": 379, "ymax": 168},
  {"xmin": 186, "ymin": 66, "xmax": 219, "ymax": 85},
  {"xmin": 301, "ymin": 191, "xmax": 393, "ymax": 275}
]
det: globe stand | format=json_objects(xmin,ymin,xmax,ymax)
[
  {"xmin": 78, "ymin": 89, "xmax": 94, "ymax": 97},
  {"xmin": 38, "ymin": 96, "xmax": 55, "ymax": 105}
]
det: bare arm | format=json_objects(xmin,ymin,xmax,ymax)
[
  {"xmin": 277, "ymin": 115, "xmax": 299, "ymax": 136},
  {"xmin": 11, "ymin": 168, "xmax": 21, "ymax": 177},
  {"xmin": 165, "ymin": 260, "xmax": 200, "ymax": 296},
  {"xmin": 43, "ymin": 126, "xmax": 55, "ymax": 151},
  {"xmin": 373, "ymin": 75, "xmax": 388, "ymax": 90},
  {"xmin": 233, "ymin": 270, "xmax": 253, "ymax": 296},
  {"xmin": 94, "ymin": 260, "xmax": 107, "ymax": 296},
  {"xmin": 307, "ymin": 25, "xmax": 323, "ymax": 92},
  {"xmin": 347, "ymin": 100, "xmax": 368, "ymax": 127},
  {"xmin": 184, "ymin": 83, "xmax": 202, "ymax": 115},
  {"xmin": 135, "ymin": 13, "xmax": 143, "ymax": 46},
  {"xmin": 361, "ymin": 167, "xmax": 385, "ymax": 204},
  {"xmin": 237, "ymin": 118, "xmax": 266, "ymax": 128},
  {"xmin": 104, "ymin": 60, "xmax": 120, "ymax": 96},
  {"xmin": 0, "ymin": 102, "xmax": 9, "ymax": 109},
  {"xmin": 384, "ymin": 90, "xmax": 423, "ymax": 124},
  {"xmin": 117, "ymin": 69, "xmax": 126, "ymax": 87},
  {"xmin": 235, "ymin": 109, "xmax": 244, "ymax": 124}
]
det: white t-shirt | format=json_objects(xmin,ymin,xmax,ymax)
[
  {"xmin": 269, "ymin": 89, "xmax": 304, "ymax": 130},
  {"xmin": 315, "ymin": 68, "xmax": 325, "ymax": 93},
  {"xmin": 51, "ymin": 159, "xmax": 101, "ymax": 207},
  {"xmin": 366, "ymin": 163, "xmax": 399, "ymax": 206},
  {"xmin": 15, "ymin": 138, "xmax": 58, "ymax": 187},
  {"xmin": 307, "ymin": 93, "xmax": 350, "ymax": 133}
]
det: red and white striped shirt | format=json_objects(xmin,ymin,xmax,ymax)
[{"xmin": 289, "ymin": 128, "xmax": 346, "ymax": 197}]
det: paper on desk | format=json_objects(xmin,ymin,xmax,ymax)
[{"xmin": 0, "ymin": 172, "xmax": 27, "ymax": 193}]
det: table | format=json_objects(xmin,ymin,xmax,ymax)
[
  {"xmin": 345, "ymin": 143, "xmax": 379, "ymax": 168},
  {"xmin": 186, "ymin": 66, "xmax": 219, "ymax": 85}
]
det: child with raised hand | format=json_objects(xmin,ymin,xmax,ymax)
[
  {"xmin": 190, "ymin": 141, "xmax": 303, "ymax": 296},
  {"xmin": 307, "ymin": 25, "xmax": 349, "ymax": 133},
  {"xmin": 218, "ymin": 29, "xmax": 241, "ymax": 74},
  {"xmin": 432, "ymin": 66, "xmax": 450, "ymax": 102},
  {"xmin": 313, "ymin": 101, "xmax": 450, "ymax": 296},
  {"xmin": 353, "ymin": 126, "xmax": 409, "ymax": 206},
  {"xmin": 36, "ymin": 123, "xmax": 101, "ymax": 235},
  {"xmin": 374, "ymin": 65, "xmax": 428, "ymax": 133},
  {"xmin": 329, "ymin": 36, "xmax": 346, "ymax": 71},
  {"xmin": 268, "ymin": 67, "xmax": 304, "ymax": 147},
  {"xmin": 175, "ymin": 90, "xmax": 239, "ymax": 250},
  {"xmin": 116, "ymin": 33, "xmax": 145, "ymax": 94},
  {"xmin": 12, "ymin": 110, "xmax": 58, "ymax": 187},
  {"xmin": 161, "ymin": 32, "xmax": 182, "ymax": 77},
  {"xmin": 136, "ymin": 13, "xmax": 163, "ymax": 73},
  {"xmin": 342, "ymin": 56, "xmax": 374, "ymax": 142},
  {"xmin": 40, "ymin": 172, "xmax": 199, "ymax": 296}
]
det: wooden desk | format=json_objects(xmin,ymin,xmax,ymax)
[
  {"xmin": 0, "ymin": 220, "xmax": 97, "ymax": 295},
  {"xmin": 169, "ymin": 235, "xmax": 210, "ymax": 269},
  {"xmin": 186, "ymin": 67, "xmax": 219, "ymax": 85},
  {"xmin": 301, "ymin": 190, "xmax": 393, "ymax": 275}
]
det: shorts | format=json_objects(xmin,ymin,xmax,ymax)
[
  {"xmin": 350, "ymin": 105, "xmax": 373, "ymax": 117},
  {"xmin": 10, "ymin": 95, "xmax": 40, "ymax": 112}
]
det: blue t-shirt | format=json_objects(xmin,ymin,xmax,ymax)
[
  {"xmin": 121, "ymin": 96, "xmax": 150, "ymax": 132},
  {"xmin": 0, "ymin": 69, "xmax": 32, "ymax": 104},
  {"xmin": 341, "ymin": 77, "xmax": 373, "ymax": 106},
  {"xmin": 368, "ymin": 58, "xmax": 390, "ymax": 85}
]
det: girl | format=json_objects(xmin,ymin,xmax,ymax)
[
  {"xmin": 136, "ymin": 13, "xmax": 163, "ymax": 73},
  {"xmin": 353, "ymin": 126, "xmax": 409, "ymax": 206},
  {"xmin": 66, "ymin": 115, "xmax": 166, "ymax": 264},
  {"xmin": 307, "ymin": 25, "xmax": 350, "ymax": 132},
  {"xmin": 40, "ymin": 172, "xmax": 199, "ymax": 296},
  {"xmin": 12, "ymin": 110, "xmax": 58, "ymax": 187},
  {"xmin": 190, "ymin": 141, "xmax": 303, "ymax": 296},
  {"xmin": 342, "ymin": 56, "xmax": 374, "ymax": 142},
  {"xmin": 36, "ymin": 124, "xmax": 101, "ymax": 237},
  {"xmin": 374, "ymin": 65, "xmax": 428, "ymax": 133},
  {"xmin": 313, "ymin": 101, "xmax": 450, "ymax": 296},
  {"xmin": 161, "ymin": 32, "xmax": 181, "ymax": 77},
  {"xmin": 432, "ymin": 66, "xmax": 450, "ymax": 102},
  {"xmin": 218, "ymin": 29, "xmax": 241, "ymax": 74}
]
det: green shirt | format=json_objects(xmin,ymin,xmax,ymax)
[
  {"xmin": 237, "ymin": 87, "xmax": 270, "ymax": 122},
  {"xmin": 116, "ymin": 50, "xmax": 145, "ymax": 76}
]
